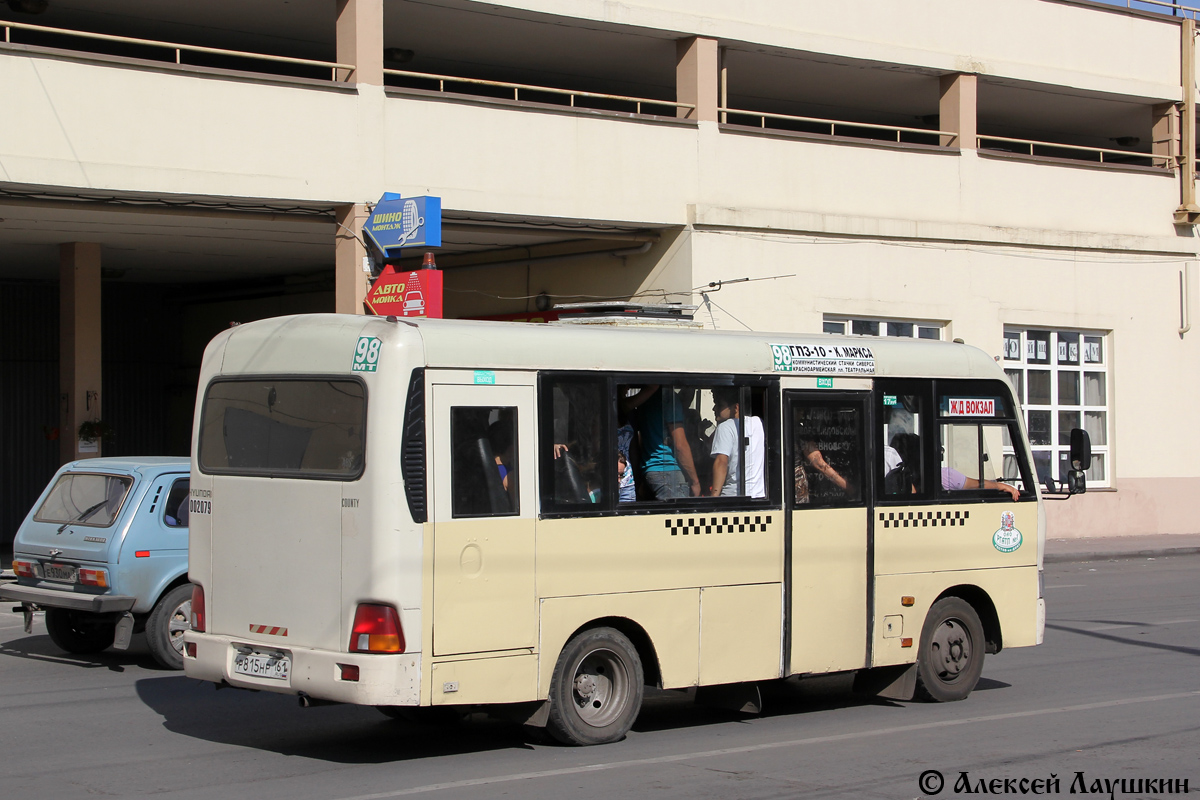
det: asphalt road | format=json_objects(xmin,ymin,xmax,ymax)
[{"xmin": 2, "ymin": 556, "xmax": 1197, "ymax": 800}]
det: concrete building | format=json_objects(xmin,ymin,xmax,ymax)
[{"xmin": 1, "ymin": 0, "xmax": 1197, "ymax": 546}]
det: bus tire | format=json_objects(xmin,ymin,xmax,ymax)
[
  {"xmin": 147, "ymin": 583, "xmax": 193, "ymax": 670},
  {"xmin": 546, "ymin": 627, "xmax": 644, "ymax": 746},
  {"xmin": 44, "ymin": 608, "xmax": 116, "ymax": 655},
  {"xmin": 914, "ymin": 597, "xmax": 985, "ymax": 702}
]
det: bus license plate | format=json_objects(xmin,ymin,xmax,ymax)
[
  {"xmin": 42, "ymin": 563, "xmax": 77, "ymax": 583},
  {"xmin": 233, "ymin": 651, "xmax": 291, "ymax": 681}
]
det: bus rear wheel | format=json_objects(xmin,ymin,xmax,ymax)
[
  {"xmin": 546, "ymin": 627, "xmax": 644, "ymax": 746},
  {"xmin": 915, "ymin": 597, "xmax": 985, "ymax": 702}
]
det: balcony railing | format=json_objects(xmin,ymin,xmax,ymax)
[
  {"xmin": 383, "ymin": 69, "xmax": 692, "ymax": 116},
  {"xmin": 718, "ymin": 106, "xmax": 951, "ymax": 145},
  {"xmin": 977, "ymin": 135, "xmax": 1173, "ymax": 168},
  {"xmin": 1115, "ymin": 0, "xmax": 1200, "ymax": 21},
  {"xmin": 1, "ymin": 20, "xmax": 352, "ymax": 80}
]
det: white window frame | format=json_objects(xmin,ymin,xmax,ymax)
[
  {"xmin": 1001, "ymin": 327, "xmax": 1110, "ymax": 489},
  {"xmin": 822, "ymin": 315, "xmax": 943, "ymax": 340}
]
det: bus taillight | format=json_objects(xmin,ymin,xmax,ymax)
[
  {"xmin": 190, "ymin": 585, "xmax": 206, "ymax": 632},
  {"xmin": 350, "ymin": 604, "xmax": 405, "ymax": 653}
]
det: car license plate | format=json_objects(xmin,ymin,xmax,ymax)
[
  {"xmin": 233, "ymin": 651, "xmax": 291, "ymax": 681},
  {"xmin": 42, "ymin": 563, "xmax": 77, "ymax": 583}
]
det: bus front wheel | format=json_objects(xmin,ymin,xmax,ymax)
[
  {"xmin": 915, "ymin": 597, "xmax": 985, "ymax": 702},
  {"xmin": 546, "ymin": 627, "xmax": 644, "ymax": 746}
]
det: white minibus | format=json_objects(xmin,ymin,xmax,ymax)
[{"xmin": 183, "ymin": 313, "xmax": 1087, "ymax": 745}]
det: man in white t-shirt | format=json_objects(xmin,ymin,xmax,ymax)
[{"xmin": 709, "ymin": 387, "xmax": 765, "ymax": 498}]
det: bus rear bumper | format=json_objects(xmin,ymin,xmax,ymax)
[{"xmin": 182, "ymin": 630, "xmax": 421, "ymax": 707}]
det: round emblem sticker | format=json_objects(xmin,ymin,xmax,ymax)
[{"xmin": 992, "ymin": 511, "xmax": 1023, "ymax": 553}]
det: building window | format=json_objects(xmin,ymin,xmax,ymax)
[
  {"xmin": 823, "ymin": 316, "xmax": 942, "ymax": 340},
  {"xmin": 1002, "ymin": 328, "xmax": 1109, "ymax": 488}
]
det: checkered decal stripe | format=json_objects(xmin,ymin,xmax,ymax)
[
  {"xmin": 878, "ymin": 510, "xmax": 969, "ymax": 529},
  {"xmin": 666, "ymin": 515, "xmax": 773, "ymax": 536}
]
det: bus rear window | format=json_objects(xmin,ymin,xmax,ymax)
[{"xmin": 198, "ymin": 378, "xmax": 367, "ymax": 479}]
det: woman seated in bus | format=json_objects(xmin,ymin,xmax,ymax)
[{"xmin": 709, "ymin": 387, "xmax": 765, "ymax": 498}]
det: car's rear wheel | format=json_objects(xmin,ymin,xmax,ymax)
[
  {"xmin": 44, "ymin": 608, "xmax": 116, "ymax": 654},
  {"xmin": 147, "ymin": 583, "xmax": 193, "ymax": 670}
]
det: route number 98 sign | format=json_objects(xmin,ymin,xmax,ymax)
[
  {"xmin": 770, "ymin": 342, "xmax": 875, "ymax": 375},
  {"xmin": 352, "ymin": 336, "xmax": 382, "ymax": 373}
]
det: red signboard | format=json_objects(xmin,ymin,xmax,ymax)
[{"xmin": 365, "ymin": 266, "xmax": 443, "ymax": 318}]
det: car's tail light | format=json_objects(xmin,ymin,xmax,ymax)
[
  {"xmin": 12, "ymin": 560, "xmax": 35, "ymax": 578},
  {"xmin": 191, "ymin": 585, "xmax": 206, "ymax": 632},
  {"xmin": 184, "ymin": 642, "xmax": 197, "ymax": 658},
  {"xmin": 338, "ymin": 664, "xmax": 360, "ymax": 681},
  {"xmin": 349, "ymin": 604, "xmax": 405, "ymax": 653},
  {"xmin": 79, "ymin": 568, "xmax": 108, "ymax": 588}
]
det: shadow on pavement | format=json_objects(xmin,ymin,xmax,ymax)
[
  {"xmin": 135, "ymin": 675, "xmax": 532, "ymax": 763},
  {"xmin": 133, "ymin": 668, "xmax": 1008, "ymax": 761},
  {"xmin": 1045, "ymin": 622, "xmax": 1200, "ymax": 657},
  {"xmin": 0, "ymin": 631, "xmax": 168, "ymax": 672}
]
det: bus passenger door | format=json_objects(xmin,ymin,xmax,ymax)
[
  {"xmin": 430, "ymin": 381, "xmax": 536, "ymax": 656},
  {"xmin": 784, "ymin": 389, "xmax": 870, "ymax": 675}
]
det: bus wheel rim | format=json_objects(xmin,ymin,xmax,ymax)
[
  {"xmin": 931, "ymin": 618, "xmax": 971, "ymax": 683},
  {"xmin": 571, "ymin": 648, "xmax": 628, "ymax": 728}
]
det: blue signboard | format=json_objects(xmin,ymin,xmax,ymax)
[{"xmin": 363, "ymin": 193, "xmax": 441, "ymax": 259}]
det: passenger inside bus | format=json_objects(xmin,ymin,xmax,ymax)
[
  {"xmin": 616, "ymin": 408, "xmax": 636, "ymax": 502},
  {"xmin": 886, "ymin": 432, "xmax": 1020, "ymax": 500},
  {"xmin": 885, "ymin": 432, "xmax": 922, "ymax": 496},
  {"xmin": 621, "ymin": 385, "xmax": 701, "ymax": 499},
  {"xmin": 794, "ymin": 439, "xmax": 850, "ymax": 503},
  {"xmin": 708, "ymin": 387, "xmax": 765, "ymax": 498}
]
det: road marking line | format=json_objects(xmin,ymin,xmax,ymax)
[
  {"xmin": 1045, "ymin": 584, "xmax": 1085, "ymax": 588},
  {"xmin": 331, "ymin": 690, "xmax": 1200, "ymax": 800}
]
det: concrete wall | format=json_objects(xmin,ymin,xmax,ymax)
[{"xmin": 2, "ymin": 51, "xmax": 1187, "ymax": 245}]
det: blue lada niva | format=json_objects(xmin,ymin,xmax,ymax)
[{"xmin": 2, "ymin": 457, "xmax": 192, "ymax": 669}]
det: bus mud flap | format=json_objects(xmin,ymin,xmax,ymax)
[
  {"xmin": 493, "ymin": 699, "xmax": 551, "ymax": 727},
  {"xmin": 853, "ymin": 664, "xmax": 916, "ymax": 701}
]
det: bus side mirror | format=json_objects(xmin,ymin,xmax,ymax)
[{"xmin": 1068, "ymin": 428, "xmax": 1092, "ymax": 494}]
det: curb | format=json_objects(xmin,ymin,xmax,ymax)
[{"xmin": 1045, "ymin": 547, "xmax": 1200, "ymax": 564}]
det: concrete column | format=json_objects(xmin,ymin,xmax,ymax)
[
  {"xmin": 335, "ymin": 204, "xmax": 370, "ymax": 314},
  {"xmin": 336, "ymin": 0, "xmax": 384, "ymax": 85},
  {"xmin": 1175, "ymin": 19, "xmax": 1198, "ymax": 223},
  {"xmin": 939, "ymin": 73, "xmax": 977, "ymax": 149},
  {"xmin": 676, "ymin": 37, "xmax": 719, "ymax": 122},
  {"xmin": 1152, "ymin": 102, "xmax": 1180, "ymax": 164},
  {"xmin": 59, "ymin": 243, "xmax": 102, "ymax": 463}
]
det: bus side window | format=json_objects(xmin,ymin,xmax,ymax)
[
  {"xmin": 792, "ymin": 398, "xmax": 864, "ymax": 507},
  {"xmin": 880, "ymin": 392, "xmax": 927, "ymax": 498},
  {"xmin": 543, "ymin": 378, "xmax": 608, "ymax": 508},
  {"xmin": 450, "ymin": 406, "xmax": 518, "ymax": 518}
]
